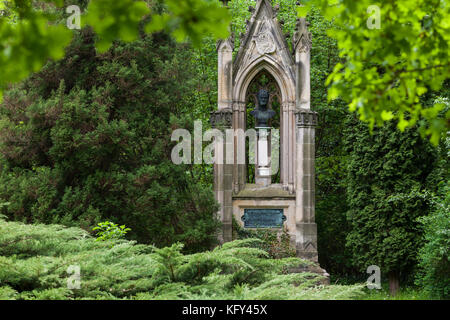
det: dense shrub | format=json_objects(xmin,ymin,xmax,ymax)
[
  {"xmin": 415, "ymin": 134, "xmax": 449, "ymax": 299},
  {"xmin": 0, "ymin": 217, "xmax": 364, "ymax": 300},
  {"xmin": 93, "ymin": 221, "xmax": 131, "ymax": 241},
  {"xmin": 415, "ymin": 188, "xmax": 450, "ymax": 299},
  {"xmin": 343, "ymin": 117, "xmax": 438, "ymax": 292},
  {"xmin": 0, "ymin": 28, "xmax": 219, "ymax": 252}
]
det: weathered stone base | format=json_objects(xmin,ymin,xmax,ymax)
[
  {"xmin": 222, "ymin": 221, "xmax": 233, "ymax": 244},
  {"xmin": 295, "ymin": 222, "xmax": 318, "ymax": 261}
]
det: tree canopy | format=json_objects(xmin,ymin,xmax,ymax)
[
  {"xmin": 1, "ymin": 0, "xmax": 448, "ymax": 143},
  {"xmin": 300, "ymin": 0, "xmax": 450, "ymax": 145},
  {"xmin": 0, "ymin": 0, "xmax": 231, "ymax": 101}
]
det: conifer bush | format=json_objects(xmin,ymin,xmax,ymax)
[
  {"xmin": 343, "ymin": 117, "xmax": 438, "ymax": 293},
  {"xmin": 0, "ymin": 28, "xmax": 219, "ymax": 252},
  {"xmin": 0, "ymin": 217, "xmax": 364, "ymax": 300},
  {"xmin": 415, "ymin": 187, "xmax": 450, "ymax": 299},
  {"xmin": 415, "ymin": 133, "xmax": 449, "ymax": 299}
]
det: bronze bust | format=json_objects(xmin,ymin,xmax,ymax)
[{"xmin": 251, "ymin": 89, "xmax": 275, "ymax": 127}]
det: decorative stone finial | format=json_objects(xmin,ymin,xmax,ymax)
[{"xmin": 293, "ymin": 17, "xmax": 312, "ymax": 53}]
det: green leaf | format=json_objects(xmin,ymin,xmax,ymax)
[
  {"xmin": 297, "ymin": 6, "xmax": 308, "ymax": 18},
  {"xmin": 381, "ymin": 111, "xmax": 394, "ymax": 121}
]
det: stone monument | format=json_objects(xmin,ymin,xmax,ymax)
[
  {"xmin": 251, "ymin": 89, "xmax": 275, "ymax": 187},
  {"xmin": 211, "ymin": 0, "xmax": 325, "ymax": 277}
]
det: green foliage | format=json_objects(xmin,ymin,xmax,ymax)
[
  {"xmin": 0, "ymin": 217, "xmax": 364, "ymax": 300},
  {"xmin": 300, "ymin": 0, "xmax": 450, "ymax": 145},
  {"xmin": 93, "ymin": 221, "xmax": 131, "ymax": 241},
  {"xmin": 1, "ymin": 0, "xmax": 447, "ymax": 298},
  {"xmin": 0, "ymin": 0, "xmax": 232, "ymax": 101},
  {"xmin": 84, "ymin": 0, "xmax": 150, "ymax": 53},
  {"xmin": 415, "ymin": 140, "xmax": 449, "ymax": 299},
  {"xmin": 295, "ymin": 2, "xmax": 449, "ymax": 280},
  {"xmin": 344, "ymin": 117, "xmax": 438, "ymax": 280},
  {"xmin": 146, "ymin": 0, "xmax": 231, "ymax": 47},
  {"xmin": 415, "ymin": 191, "xmax": 450, "ymax": 299},
  {"xmin": 0, "ymin": 0, "xmax": 72, "ymax": 100},
  {"xmin": 305, "ymin": 4, "xmax": 354, "ymax": 276},
  {"xmin": 0, "ymin": 28, "xmax": 220, "ymax": 252},
  {"xmin": 0, "ymin": 285, "xmax": 18, "ymax": 300}
]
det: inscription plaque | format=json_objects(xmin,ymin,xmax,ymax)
[{"xmin": 241, "ymin": 209, "xmax": 286, "ymax": 228}]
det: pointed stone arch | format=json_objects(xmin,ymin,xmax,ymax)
[
  {"xmin": 232, "ymin": 55, "xmax": 296, "ymax": 193},
  {"xmin": 233, "ymin": 56, "xmax": 295, "ymax": 104}
]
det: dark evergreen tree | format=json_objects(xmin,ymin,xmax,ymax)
[
  {"xmin": 415, "ymin": 131, "xmax": 449, "ymax": 299},
  {"xmin": 0, "ymin": 28, "xmax": 219, "ymax": 252},
  {"xmin": 343, "ymin": 117, "xmax": 437, "ymax": 295}
]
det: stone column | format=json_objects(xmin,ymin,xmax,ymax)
[
  {"xmin": 233, "ymin": 101, "xmax": 246, "ymax": 194},
  {"xmin": 295, "ymin": 109, "xmax": 318, "ymax": 261},
  {"xmin": 281, "ymin": 102, "xmax": 289, "ymax": 190},
  {"xmin": 213, "ymin": 34, "xmax": 235, "ymax": 243},
  {"xmin": 255, "ymin": 127, "xmax": 271, "ymax": 187},
  {"xmin": 287, "ymin": 101, "xmax": 296, "ymax": 194},
  {"xmin": 210, "ymin": 109, "xmax": 234, "ymax": 243}
]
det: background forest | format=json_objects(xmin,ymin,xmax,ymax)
[{"xmin": 0, "ymin": 0, "xmax": 448, "ymax": 300}]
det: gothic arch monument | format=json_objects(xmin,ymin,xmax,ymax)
[{"xmin": 211, "ymin": 0, "xmax": 320, "ymax": 263}]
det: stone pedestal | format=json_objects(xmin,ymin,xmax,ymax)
[
  {"xmin": 255, "ymin": 127, "xmax": 271, "ymax": 187},
  {"xmin": 232, "ymin": 184, "xmax": 296, "ymax": 246}
]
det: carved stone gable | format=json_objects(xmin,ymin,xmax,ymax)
[
  {"xmin": 232, "ymin": 0, "xmax": 296, "ymax": 107},
  {"xmin": 233, "ymin": 0, "xmax": 295, "ymax": 89},
  {"xmin": 253, "ymin": 19, "xmax": 276, "ymax": 55}
]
